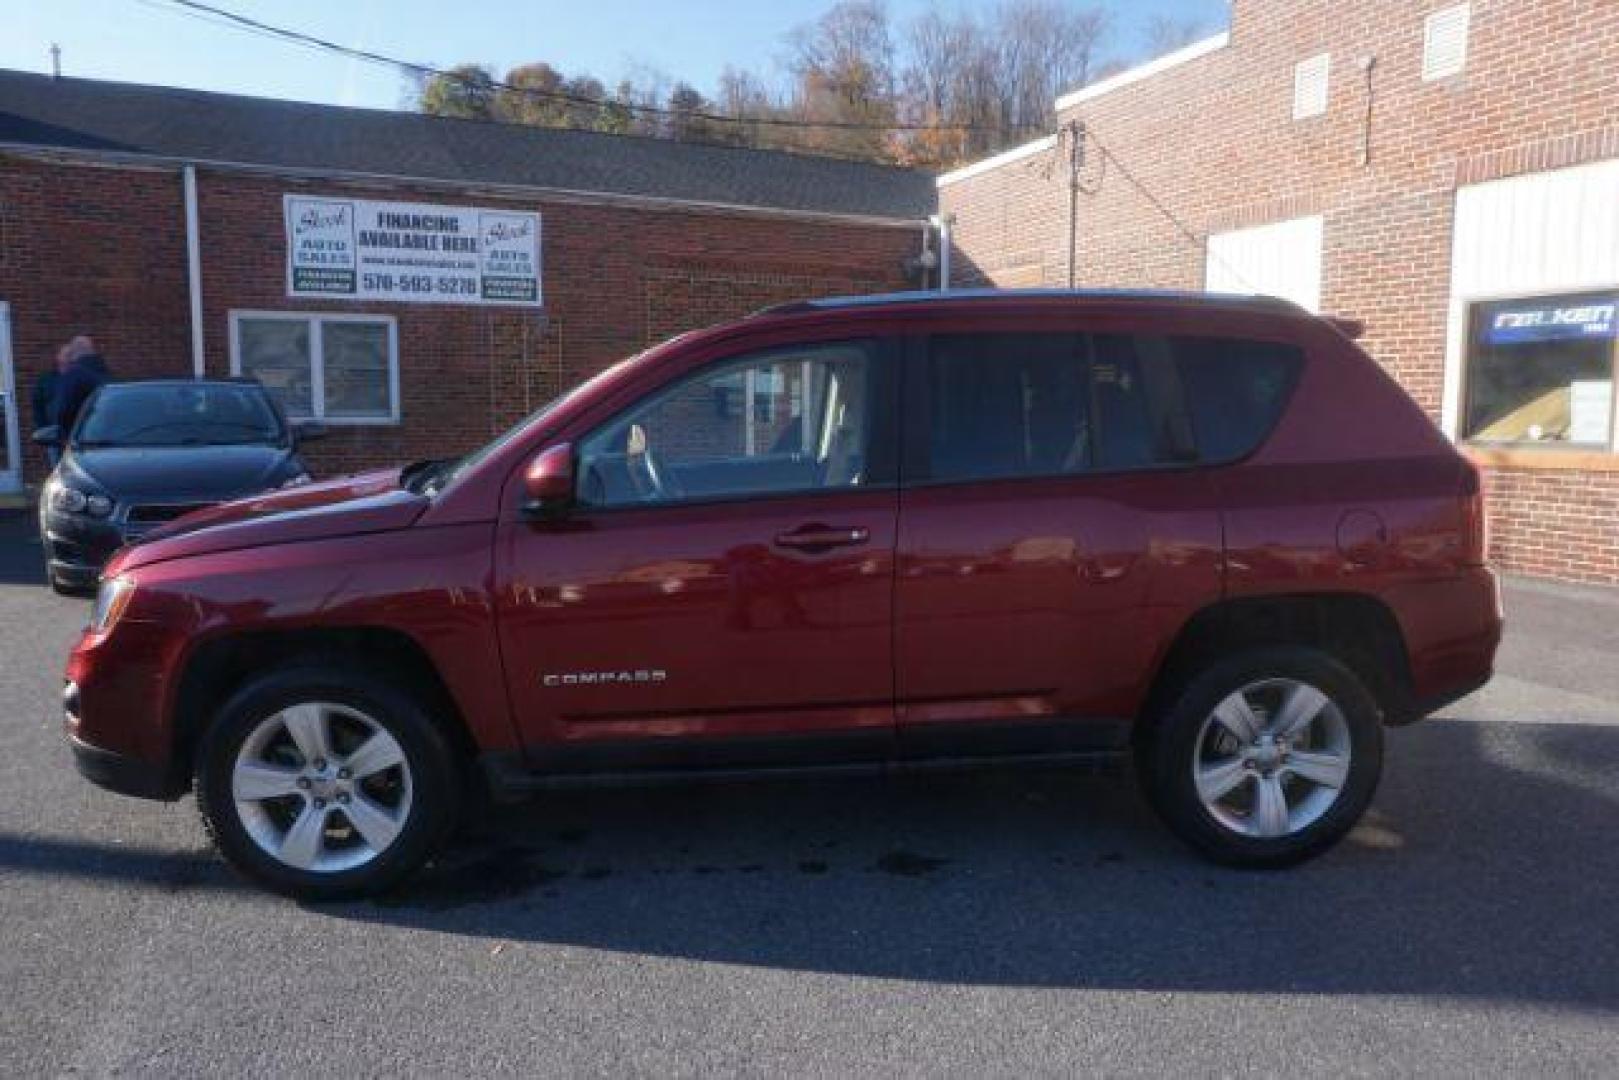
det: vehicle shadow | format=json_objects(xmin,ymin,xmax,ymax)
[
  {"xmin": 0, "ymin": 510, "xmax": 46, "ymax": 587},
  {"xmin": 337, "ymin": 716, "xmax": 1619, "ymax": 1006},
  {"xmin": 3, "ymin": 717, "xmax": 1616, "ymax": 1007}
]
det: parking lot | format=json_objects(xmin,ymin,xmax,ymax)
[{"xmin": 2, "ymin": 510, "xmax": 1617, "ymax": 1076}]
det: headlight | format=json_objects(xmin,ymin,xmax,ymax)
[
  {"xmin": 50, "ymin": 485, "xmax": 87, "ymax": 514},
  {"xmin": 49, "ymin": 485, "xmax": 114, "ymax": 517},
  {"xmin": 279, "ymin": 472, "xmax": 313, "ymax": 489},
  {"xmin": 90, "ymin": 576, "xmax": 136, "ymax": 634}
]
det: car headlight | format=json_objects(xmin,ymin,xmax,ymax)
[
  {"xmin": 90, "ymin": 576, "xmax": 136, "ymax": 633},
  {"xmin": 49, "ymin": 484, "xmax": 114, "ymax": 518},
  {"xmin": 50, "ymin": 485, "xmax": 87, "ymax": 514}
]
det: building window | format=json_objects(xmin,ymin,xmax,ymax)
[
  {"xmin": 1423, "ymin": 4, "xmax": 1471, "ymax": 81},
  {"xmin": 1462, "ymin": 291, "xmax": 1616, "ymax": 448},
  {"xmin": 230, "ymin": 312, "xmax": 399, "ymax": 424},
  {"xmin": 1293, "ymin": 53, "xmax": 1330, "ymax": 120}
]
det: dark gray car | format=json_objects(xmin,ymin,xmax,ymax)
[{"xmin": 35, "ymin": 379, "xmax": 319, "ymax": 594}]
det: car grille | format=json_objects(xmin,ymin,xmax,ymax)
[{"xmin": 126, "ymin": 502, "xmax": 214, "ymax": 526}]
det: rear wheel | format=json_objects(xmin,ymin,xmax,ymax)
[
  {"xmin": 1139, "ymin": 646, "xmax": 1383, "ymax": 868},
  {"xmin": 195, "ymin": 665, "xmax": 460, "ymax": 900}
]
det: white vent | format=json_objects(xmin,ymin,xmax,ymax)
[
  {"xmin": 1293, "ymin": 53, "xmax": 1330, "ymax": 120},
  {"xmin": 1423, "ymin": 4, "xmax": 1471, "ymax": 80}
]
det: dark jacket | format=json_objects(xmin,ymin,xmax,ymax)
[
  {"xmin": 52, "ymin": 354, "xmax": 111, "ymax": 438},
  {"xmin": 31, "ymin": 369, "xmax": 61, "ymax": 433}
]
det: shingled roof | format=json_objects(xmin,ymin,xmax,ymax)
[{"xmin": 0, "ymin": 69, "xmax": 937, "ymax": 220}]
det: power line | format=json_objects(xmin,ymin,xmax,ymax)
[
  {"xmin": 139, "ymin": 0, "xmax": 1042, "ymax": 138},
  {"xmin": 1083, "ymin": 129, "xmax": 1379, "ymax": 360}
]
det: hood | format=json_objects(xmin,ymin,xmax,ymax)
[
  {"xmin": 71, "ymin": 444, "xmax": 297, "ymax": 502},
  {"xmin": 112, "ymin": 468, "xmax": 429, "ymax": 573}
]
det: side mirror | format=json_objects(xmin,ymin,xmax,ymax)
[
  {"xmin": 523, "ymin": 443, "xmax": 575, "ymax": 515},
  {"xmin": 31, "ymin": 426, "xmax": 61, "ymax": 447},
  {"xmin": 292, "ymin": 421, "xmax": 327, "ymax": 444}
]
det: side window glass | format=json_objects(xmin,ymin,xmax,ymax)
[
  {"xmin": 1090, "ymin": 334, "xmax": 1194, "ymax": 470},
  {"xmin": 1173, "ymin": 338, "xmax": 1303, "ymax": 462},
  {"xmin": 576, "ymin": 342, "xmax": 874, "ymax": 507},
  {"xmin": 927, "ymin": 333, "xmax": 1091, "ymax": 482}
]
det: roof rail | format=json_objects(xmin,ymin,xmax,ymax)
[{"xmin": 752, "ymin": 288, "xmax": 1309, "ymax": 318}]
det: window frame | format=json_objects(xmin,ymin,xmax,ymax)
[
  {"xmin": 228, "ymin": 310, "xmax": 401, "ymax": 426},
  {"xmin": 569, "ymin": 336, "xmax": 900, "ymax": 514},
  {"xmin": 1457, "ymin": 287, "xmax": 1619, "ymax": 452}
]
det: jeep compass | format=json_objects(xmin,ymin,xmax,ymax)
[{"xmin": 64, "ymin": 290, "xmax": 1502, "ymax": 899}]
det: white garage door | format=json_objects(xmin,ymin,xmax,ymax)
[{"xmin": 1205, "ymin": 215, "xmax": 1324, "ymax": 314}]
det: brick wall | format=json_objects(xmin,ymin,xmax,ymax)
[
  {"xmin": 0, "ymin": 154, "xmax": 920, "ymax": 484},
  {"xmin": 0, "ymin": 157, "xmax": 192, "ymax": 481},
  {"xmin": 941, "ymin": 0, "xmax": 1619, "ymax": 583}
]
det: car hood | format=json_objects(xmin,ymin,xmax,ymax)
[
  {"xmin": 112, "ymin": 468, "xmax": 429, "ymax": 573},
  {"xmin": 72, "ymin": 444, "xmax": 296, "ymax": 501}
]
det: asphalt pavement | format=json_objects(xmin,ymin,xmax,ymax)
[{"xmin": 1, "ymin": 510, "xmax": 1616, "ymax": 1076}]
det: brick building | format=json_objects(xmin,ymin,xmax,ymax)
[
  {"xmin": 940, "ymin": 0, "xmax": 1619, "ymax": 585},
  {"xmin": 0, "ymin": 70, "xmax": 934, "ymax": 494}
]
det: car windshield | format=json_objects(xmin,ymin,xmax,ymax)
[{"xmin": 74, "ymin": 383, "xmax": 286, "ymax": 448}]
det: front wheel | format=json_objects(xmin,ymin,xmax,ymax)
[
  {"xmin": 1138, "ymin": 646, "xmax": 1383, "ymax": 868},
  {"xmin": 195, "ymin": 666, "xmax": 461, "ymax": 901}
]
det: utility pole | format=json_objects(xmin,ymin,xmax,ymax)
[
  {"xmin": 1065, "ymin": 120, "xmax": 1086, "ymax": 289},
  {"xmin": 50, "ymin": 43, "xmax": 62, "ymax": 79}
]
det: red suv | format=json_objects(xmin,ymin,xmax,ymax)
[{"xmin": 65, "ymin": 291, "xmax": 1501, "ymax": 899}]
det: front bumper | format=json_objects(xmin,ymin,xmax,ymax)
[
  {"xmin": 68, "ymin": 730, "xmax": 186, "ymax": 800},
  {"xmin": 40, "ymin": 510, "xmax": 125, "ymax": 587},
  {"xmin": 65, "ymin": 612, "xmax": 195, "ymax": 802}
]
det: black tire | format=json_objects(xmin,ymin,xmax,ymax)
[
  {"xmin": 1138, "ymin": 645, "xmax": 1383, "ymax": 869},
  {"xmin": 195, "ymin": 664, "xmax": 461, "ymax": 901}
]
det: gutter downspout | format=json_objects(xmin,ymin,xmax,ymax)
[
  {"xmin": 183, "ymin": 165, "xmax": 205, "ymax": 378},
  {"xmin": 929, "ymin": 213, "xmax": 952, "ymax": 292}
]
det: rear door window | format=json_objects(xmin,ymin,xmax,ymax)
[
  {"xmin": 1173, "ymin": 338, "xmax": 1302, "ymax": 462},
  {"xmin": 920, "ymin": 331, "xmax": 1194, "ymax": 483}
]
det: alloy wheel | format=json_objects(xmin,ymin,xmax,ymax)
[
  {"xmin": 1192, "ymin": 677, "xmax": 1352, "ymax": 839},
  {"xmin": 231, "ymin": 702, "xmax": 414, "ymax": 874}
]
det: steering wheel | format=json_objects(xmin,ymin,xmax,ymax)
[{"xmin": 625, "ymin": 423, "xmax": 669, "ymax": 501}]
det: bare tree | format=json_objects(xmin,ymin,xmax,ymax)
[{"xmin": 996, "ymin": 1, "xmax": 1111, "ymax": 132}]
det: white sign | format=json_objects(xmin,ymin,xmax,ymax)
[
  {"xmin": 1569, "ymin": 380, "xmax": 1613, "ymax": 445},
  {"xmin": 284, "ymin": 195, "xmax": 541, "ymax": 306}
]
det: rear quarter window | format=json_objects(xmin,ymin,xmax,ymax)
[{"xmin": 1174, "ymin": 338, "xmax": 1303, "ymax": 463}]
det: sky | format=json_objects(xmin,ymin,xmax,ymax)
[{"xmin": 5, "ymin": 0, "xmax": 1231, "ymax": 111}]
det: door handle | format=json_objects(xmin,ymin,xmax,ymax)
[{"xmin": 773, "ymin": 525, "xmax": 870, "ymax": 553}]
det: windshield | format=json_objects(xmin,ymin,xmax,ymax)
[{"xmin": 75, "ymin": 383, "xmax": 286, "ymax": 448}]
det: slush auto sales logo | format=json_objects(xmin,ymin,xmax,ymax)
[
  {"xmin": 295, "ymin": 204, "xmax": 349, "ymax": 236},
  {"xmin": 483, "ymin": 218, "xmax": 533, "ymax": 245},
  {"xmin": 542, "ymin": 669, "xmax": 668, "ymax": 687}
]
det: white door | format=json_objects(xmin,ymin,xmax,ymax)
[
  {"xmin": 0, "ymin": 303, "xmax": 20, "ymax": 495},
  {"xmin": 1206, "ymin": 215, "xmax": 1325, "ymax": 314}
]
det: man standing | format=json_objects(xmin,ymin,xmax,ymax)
[
  {"xmin": 51, "ymin": 334, "xmax": 111, "ymax": 442},
  {"xmin": 31, "ymin": 345, "xmax": 69, "ymax": 465}
]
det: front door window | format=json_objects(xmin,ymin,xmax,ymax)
[{"xmin": 576, "ymin": 342, "xmax": 876, "ymax": 507}]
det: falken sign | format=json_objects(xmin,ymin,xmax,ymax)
[
  {"xmin": 1484, "ymin": 299, "xmax": 1617, "ymax": 345},
  {"xmin": 284, "ymin": 195, "xmax": 541, "ymax": 306}
]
